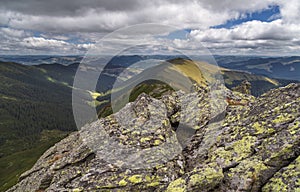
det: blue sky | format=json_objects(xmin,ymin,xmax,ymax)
[
  {"xmin": 0, "ymin": 0, "xmax": 299, "ymax": 55},
  {"xmin": 212, "ymin": 5, "xmax": 281, "ymax": 29},
  {"xmin": 165, "ymin": 5, "xmax": 281, "ymax": 40}
]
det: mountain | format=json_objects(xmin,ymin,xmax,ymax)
[
  {"xmin": 93, "ymin": 58, "xmax": 297, "ymax": 117},
  {"xmin": 0, "ymin": 57, "xmax": 298, "ymax": 191},
  {"xmin": 0, "ymin": 61, "xmax": 76, "ymax": 191},
  {"xmin": 8, "ymin": 82, "xmax": 300, "ymax": 191},
  {"xmin": 0, "ymin": 55, "xmax": 83, "ymax": 66},
  {"xmin": 1, "ymin": 55, "xmax": 299, "ymax": 81},
  {"xmin": 215, "ymin": 55, "xmax": 300, "ymax": 81}
]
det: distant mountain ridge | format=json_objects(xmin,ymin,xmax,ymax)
[
  {"xmin": 215, "ymin": 55, "xmax": 300, "ymax": 81},
  {"xmin": 93, "ymin": 58, "xmax": 297, "ymax": 117},
  {"xmin": 1, "ymin": 55, "xmax": 299, "ymax": 81},
  {"xmin": 0, "ymin": 55, "xmax": 83, "ymax": 66}
]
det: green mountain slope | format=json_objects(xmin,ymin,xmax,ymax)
[
  {"xmin": 94, "ymin": 58, "xmax": 297, "ymax": 117},
  {"xmin": 0, "ymin": 61, "xmax": 76, "ymax": 191}
]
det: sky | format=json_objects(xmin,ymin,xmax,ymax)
[{"xmin": 0, "ymin": 0, "xmax": 300, "ymax": 55}]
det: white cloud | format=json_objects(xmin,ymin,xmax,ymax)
[
  {"xmin": 191, "ymin": 19, "xmax": 299, "ymax": 41},
  {"xmin": 0, "ymin": 0, "xmax": 300, "ymax": 55},
  {"xmin": 0, "ymin": 27, "xmax": 29, "ymax": 39},
  {"xmin": 21, "ymin": 37, "xmax": 69, "ymax": 48},
  {"xmin": 0, "ymin": 3, "xmax": 230, "ymax": 33},
  {"xmin": 0, "ymin": 1, "xmax": 280, "ymax": 33},
  {"xmin": 189, "ymin": 19, "xmax": 300, "ymax": 55},
  {"xmin": 40, "ymin": 34, "xmax": 70, "ymax": 41},
  {"xmin": 1, "ymin": 1, "xmax": 299, "ymax": 34},
  {"xmin": 77, "ymin": 43, "xmax": 96, "ymax": 50},
  {"xmin": 277, "ymin": 0, "xmax": 300, "ymax": 24}
]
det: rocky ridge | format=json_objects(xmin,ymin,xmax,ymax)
[{"xmin": 8, "ymin": 83, "xmax": 300, "ymax": 192}]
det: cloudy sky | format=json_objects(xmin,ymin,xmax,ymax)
[{"xmin": 0, "ymin": 0, "xmax": 300, "ymax": 55}]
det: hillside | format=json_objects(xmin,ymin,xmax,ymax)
[
  {"xmin": 94, "ymin": 58, "xmax": 296, "ymax": 117},
  {"xmin": 0, "ymin": 61, "xmax": 76, "ymax": 191},
  {"xmin": 0, "ymin": 57, "xmax": 298, "ymax": 191},
  {"xmin": 8, "ymin": 82, "xmax": 300, "ymax": 191},
  {"xmin": 215, "ymin": 56, "xmax": 300, "ymax": 81}
]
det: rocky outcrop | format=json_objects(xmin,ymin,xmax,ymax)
[
  {"xmin": 232, "ymin": 80, "xmax": 252, "ymax": 95},
  {"xmin": 8, "ymin": 83, "xmax": 300, "ymax": 192}
]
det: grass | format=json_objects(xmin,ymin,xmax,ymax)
[
  {"xmin": 46, "ymin": 76, "xmax": 56, "ymax": 83},
  {"xmin": 169, "ymin": 59, "xmax": 207, "ymax": 86},
  {"xmin": 223, "ymin": 70, "xmax": 274, "ymax": 85},
  {"xmin": 87, "ymin": 90, "xmax": 103, "ymax": 100},
  {"xmin": 0, "ymin": 94, "xmax": 17, "ymax": 101},
  {"xmin": 0, "ymin": 130, "xmax": 69, "ymax": 192},
  {"xmin": 129, "ymin": 80, "xmax": 174, "ymax": 102},
  {"xmin": 264, "ymin": 77, "xmax": 279, "ymax": 86}
]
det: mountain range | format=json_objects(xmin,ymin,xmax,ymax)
[
  {"xmin": 1, "ymin": 55, "xmax": 299, "ymax": 81},
  {"xmin": 0, "ymin": 56, "xmax": 299, "ymax": 191},
  {"xmin": 215, "ymin": 55, "xmax": 300, "ymax": 81}
]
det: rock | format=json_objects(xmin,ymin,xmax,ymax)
[
  {"xmin": 262, "ymin": 155, "xmax": 300, "ymax": 191},
  {"xmin": 8, "ymin": 83, "xmax": 300, "ymax": 192},
  {"xmin": 232, "ymin": 80, "xmax": 252, "ymax": 95}
]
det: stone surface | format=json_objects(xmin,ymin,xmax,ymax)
[
  {"xmin": 8, "ymin": 83, "xmax": 300, "ymax": 192},
  {"xmin": 232, "ymin": 80, "xmax": 252, "ymax": 95}
]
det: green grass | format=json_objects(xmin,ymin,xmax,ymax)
[
  {"xmin": 129, "ymin": 80, "xmax": 174, "ymax": 102},
  {"xmin": 0, "ymin": 61, "xmax": 78, "ymax": 191},
  {"xmin": 0, "ymin": 130, "xmax": 69, "ymax": 192},
  {"xmin": 96, "ymin": 80, "xmax": 175, "ymax": 118}
]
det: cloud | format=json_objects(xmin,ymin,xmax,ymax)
[
  {"xmin": 188, "ymin": 19, "xmax": 300, "ymax": 55},
  {"xmin": 21, "ymin": 37, "xmax": 69, "ymax": 49},
  {"xmin": 0, "ymin": 27, "xmax": 28, "ymax": 38},
  {"xmin": 0, "ymin": 0, "xmax": 299, "ymax": 55},
  {"xmin": 0, "ymin": 0, "xmax": 273, "ymax": 33},
  {"xmin": 77, "ymin": 43, "xmax": 96, "ymax": 51},
  {"xmin": 277, "ymin": 0, "xmax": 300, "ymax": 24},
  {"xmin": 0, "ymin": 0, "xmax": 143, "ymax": 16},
  {"xmin": 191, "ymin": 20, "xmax": 300, "ymax": 42},
  {"xmin": 198, "ymin": 0, "xmax": 277, "ymax": 12},
  {"xmin": 1, "ymin": 1, "xmax": 299, "ymax": 33},
  {"xmin": 0, "ymin": 31, "xmax": 96, "ymax": 54}
]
